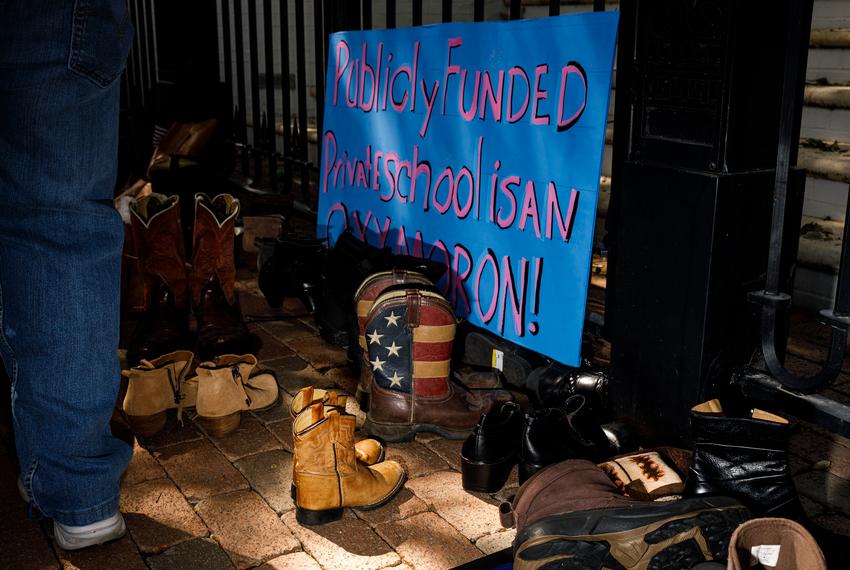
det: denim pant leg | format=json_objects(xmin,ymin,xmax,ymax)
[{"xmin": 0, "ymin": 0, "xmax": 134, "ymax": 526}]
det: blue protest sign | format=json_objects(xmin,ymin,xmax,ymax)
[{"xmin": 317, "ymin": 12, "xmax": 618, "ymax": 366}]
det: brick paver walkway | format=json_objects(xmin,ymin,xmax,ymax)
[{"xmin": 3, "ymin": 277, "xmax": 850, "ymax": 568}]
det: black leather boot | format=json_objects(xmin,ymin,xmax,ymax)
[
  {"xmin": 258, "ymin": 236, "xmax": 326, "ymax": 313},
  {"xmin": 525, "ymin": 361, "xmax": 609, "ymax": 410},
  {"xmin": 461, "ymin": 402, "xmax": 524, "ymax": 492},
  {"xmin": 519, "ymin": 395, "xmax": 610, "ymax": 484},
  {"xmin": 685, "ymin": 399, "xmax": 804, "ymax": 520}
]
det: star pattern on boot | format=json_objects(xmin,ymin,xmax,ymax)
[
  {"xmin": 371, "ymin": 356, "xmax": 386, "ymax": 371},
  {"xmin": 367, "ymin": 329, "xmax": 383, "ymax": 345},
  {"xmin": 384, "ymin": 311, "xmax": 401, "ymax": 327},
  {"xmin": 388, "ymin": 371, "xmax": 404, "ymax": 387},
  {"xmin": 386, "ymin": 341, "xmax": 402, "ymax": 357}
]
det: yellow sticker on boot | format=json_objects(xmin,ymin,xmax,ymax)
[{"xmin": 491, "ymin": 349, "xmax": 504, "ymax": 371}]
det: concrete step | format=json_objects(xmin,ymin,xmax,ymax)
[
  {"xmin": 794, "ymin": 215, "xmax": 844, "ymax": 310},
  {"xmin": 807, "ymin": 30, "xmax": 850, "ymax": 84},
  {"xmin": 813, "ymin": 1, "xmax": 850, "ymax": 30},
  {"xmin": 801, "ymin": 104, "xmax": 850, "ymax": 143},
  {"xmin": 804, "ymin": 176, "xmax": 850, "ymax": 221},
  {"xmin": 798, "ymin": 141, "xmax": 850, "ymax": 185},
  {"xmin": 811, "ymin": 28, "xmax": 850, "ymax": 49}
]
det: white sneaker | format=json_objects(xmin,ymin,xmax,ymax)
[{"xmin": 53, "ymin": 512, "xmax": 127, "ymax": 550}]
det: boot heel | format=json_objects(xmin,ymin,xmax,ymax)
[
  {"xmin": 296, "ymin": 505, "xmax": 343, "ymax": 526},
  {"xmin": 519, "ymin": 461, "xmax": 546, "ymax": 485},
  {"xmin": 198, "ymin": 412, "xmax": 242, "ymax": 437},
  {"xmin": 363, "ymin": 418, "xmax": 415, "ymax": 442},
  {"xmin": 356, "ymin": 387, "xmax": 370, "ymax": 412},
  {"xmin": 462, "ymin": 456, "xmax": 516, "ymax": 493},
  {"xmin": 127, "ymin": 411, "xmax": 167, "ymax": 437}
]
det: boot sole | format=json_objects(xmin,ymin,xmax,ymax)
[
  {"xmin": 514, "ymin": 496, "xmax": 750, "ymax": 570},
  {"xmin": 295, "ymin": 470, "xmax": 407, "ymax": 526},
  {"xmin": 461, "ymin": 454, "xmax": 518, "ymax": 493},
  {"xmin": 364, "ymin": 418, "xmax": 473, "ymax": 442},
  {"xmin": 127, "ymin": 411, "xmax": 168, "ymax": 438}
]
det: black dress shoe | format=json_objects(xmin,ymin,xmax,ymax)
[
  {"xmin": 461, "ymin": 402, "xmax": 524, "ymax": 492},
  {"xmin": 519, "ymin": 395, "xmax": 610, "ymax": 484},
  {"xmin": 257, "ymin": 236, "xmax": 326, "ymax": 313}
]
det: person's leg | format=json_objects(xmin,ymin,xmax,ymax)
[{"xmin": 0, "ymin": 0, "xmax": 134, "ymax": 527}]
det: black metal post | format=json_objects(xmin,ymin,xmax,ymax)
[
  {"xmin": 294, "ymin": 0, "xmax": 310, "ymax": 204},
  {"xmin": 314, "ymin": 0, "xmax": 326, "ymax": 158},
  {"xmin": 233, "ymin": 0, "xmax": 249, "ymax": 176},
  {"xmin": 386, "ymin": 0, "xmax": 396, "ymax": 28},
  {"xmin": 509, "ymin": 0, "xmax": 521, "ymax": 20},
  {"xmin": 362, "ymin": 0, "xmax": 372, "ymax": 29},
  {"xmin": 442, "ymin": 0, "xmax": 452, "ymax": 23},
  {"xmin": 262, "ymin": 0, "xmax": 277, "ymax": 191},
  {"xmin": 549, "ymin": 0, "xmax": 560, "ymax": 16},
  {"xmin": 474, "ymin": 0, "xmax": 484, "ymax": 21},
  {"xmin": 279, "ymin": 0, "xmax": 292, "ymax": 191},
  {"xmin": 413, "ymin": 0, "xmax": 422, "ymax": 26},
  {"xmin": 248, "ymin": 0, "xmax": 263, "ymax": 184}
]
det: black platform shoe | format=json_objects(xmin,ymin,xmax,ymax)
[{"xmin": 461, "ymin": 402, "xmax": 524, "ymax": 492}]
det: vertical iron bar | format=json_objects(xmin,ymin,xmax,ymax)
[
  {"xmin": 295, "ymin": 0, "xmax": 310, "ymax": 204},
  {"xmin": 314, "ymin": 0, "xmax": 326, "ymax": 150},
  {"xmin": 473, "ymin": 0, "xmax": 484, "ymax": 22},
  {"xmin": 593, "ymin": 0, "xmax": 605, "ymax": 12},
  {"xmin": 221, "ymin": 0, "xmax": 233, "ymax": 107},
  {"xmin": 279, "ymin": 0, "xmax": 292, "ymax": 190},
  {"xmin": 263, "ymin": 0, "xmax": 277, "ymax": 191},
  {"xmin": 413, "ymin": 0, "xmax": 422, "ymax": 26},
  {"xmin": 145, "ymin": 0, "xmax": 159, "ymax": 84},
  {"xmin": 386, "ymin": 0, "xmax": 396, "ymax": 28},
  {"xmin": 248, "ymin": 0, "xmax": 263, "ymax": 183},
  {"xmin": 138, "ymin": 0, "xmax": 151, "ymax": 102},
  {"xmin": 233, "ymin": 0, "xmax": 249, "ymax": 176},
  {"xmin": 324, "ymin": 0, "xmax": 334, "ymax": 57},
  {"xmin": 362, "ymin": 0, "xmax": 372, "ymax": 29},
  {"xmin": 509, "ymin": 0, "xmax": 521, "ymax": 20},
  {"xmin": 549, "ymin": 0, "xmax": 560, "ymax": 16},
  {"xmin": 835, "ymin": 185, "xmax": 850, "ymax": 315},
  {"xmin": 442, "ymin": 0, "xmax": 451, "ymax": 23}
]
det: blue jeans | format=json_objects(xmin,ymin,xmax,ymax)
[{"xmin": 0, "ymin": 0, "xmax": 134, "ymax": 525}]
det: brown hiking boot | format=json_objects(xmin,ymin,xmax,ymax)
[
  {"xmin": 727, "ymin": 518, "xmax": 826, "ymax": 570},
  {"xmin": 505, "ymin": 459, "xmax": 751, "ymax": 569},
  {"xmin": 191, "ymin": 193, "xmax": 258, "ymax": 360},
  {"xmin": 122, "ymin": 350, "xmax": 196, "ymax": 436},
  {"xmin": 126, "ymin": 193, "xmax": 191, "ymax": 365},
  {"xmin": 353, "ymin": 270, "xmax": 434, "ymax": 411},
  {"xmin": 293, "ymin": 402, "xmax": 406, "ymax": 525},
  {"xmin": 363, "ymin": 288, "xmax": 509, "ymax": 442},
  {"xmin": 193, "ymin": 354, "xmax": 279, "ymax": 437}
]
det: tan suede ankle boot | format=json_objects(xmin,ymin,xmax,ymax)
[
  {"xmin": 293, "ymin": 402, "xmax": 406, "ymax": 525},
  {"xmin": 194, "ymin": 354, "xmax": 279, "ymax": 437},
  {"xmin": 122, "ymin": 350, "xmax": 196, "ymax": 437},
  {"xmin": 290, "ymin": 387, "xmax": 384, "ymax": 464}
]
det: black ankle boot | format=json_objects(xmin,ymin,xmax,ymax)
[
  {"xmin": 685, "ymin": 399, "xmax": 804, "ymax": 520},
  {"xmin": 519, "ymin": 395, "xmax": 610, "ymax": 484},
  {"xmin": 525, "ymin": 361, "xmax": 609, "ymax": 409},
  {"xmin": 461, "ymin": 402, "xmax": 524, "ymax": 492},
  {"xmin": 258, "ymin": 236, "xmax": 326, "ymax": 312}
]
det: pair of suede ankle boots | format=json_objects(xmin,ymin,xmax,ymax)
[
  {"xmin": 122, "ymin": 350, "xmax": 278, "ymax": 438},
  {"xmin": 125, "ymin": 192, "xmax": 257, "ymax": 366},
  {"xmin": 289, "ymin": 387, "xmax": 406, "ymax": 525}
]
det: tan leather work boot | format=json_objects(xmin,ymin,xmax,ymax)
[
  {"xmin": 290, "ymin": 387, "xmax": 384, "ymax": 465},
  {"xmin": 293, "ymin": 402, "xmax": 406, "ymax": 525},
  {"xmin": 727, "ymin": 518, "xmax": 826, "ymax": 570},
  {"xmin": 122, "ymin": 350, "xmax": 196, "ymax": 437},
  {"xmin": 193, "ymin": 354, "xmax": 279, "ymax": 437}
]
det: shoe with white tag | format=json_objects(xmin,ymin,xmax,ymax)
[{"xmin": 728, "ymin": 518, "xmax": 826, "ymax": 570}]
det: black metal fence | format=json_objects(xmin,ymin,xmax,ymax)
[{"xmin": 123, "ymin": 0, "xmax": 606, "ymax": 210}]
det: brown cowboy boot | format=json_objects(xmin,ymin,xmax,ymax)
[
  {"xmin": 122, "ymin": 350, "xmax": 196, "ymax": 437},
  {"xmin": 363, "ymin": 288, "xmax": 510, "ymax": 442},
  {"xmin": 293, "ymin": 402, "xmax": 406, "ymax": 525},
  {"xmin": 290, "ymin": 387, "xmax": 384, "ymax": 464},
  {"xmin": 353, "ymin": 270, "xmax": 434, "ymax": 411},
  {"xmin": 190, "ymin": 193, "xmax": 258, "ymax": 360},
  {"xmin": 193, "ymin": 354, "xmax": 279, "ymax": 437},
  {"xmin": 126, "ymin": 193, "xmax": 191, "ymax": 365}
]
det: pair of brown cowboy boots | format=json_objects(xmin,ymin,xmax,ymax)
[
  {"xmin": 122, "ymin": 351, "xmax": 278, "ymax": 438},
  {"xmin": 353, "ymin": 270, "xmax": 511, "ymax": 442},
  {"xmin": 289, "ymin": 387, "xmax": 406, "ymax": 525},
  {"xmin": 126, "ymin": 192, "xmax": 257, "ymax": 365}
]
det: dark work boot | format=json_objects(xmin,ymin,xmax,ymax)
[
  {"xmin": 519, "ymin": 395, "xmax": 610, "ymax": 484},
  {"xmin": 685, "ymin": 399, "xmax": 804, "ymax": 520},
  {"xmin": 461, "ymin": 402, "xmax": 524, "ymax": 492}
]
